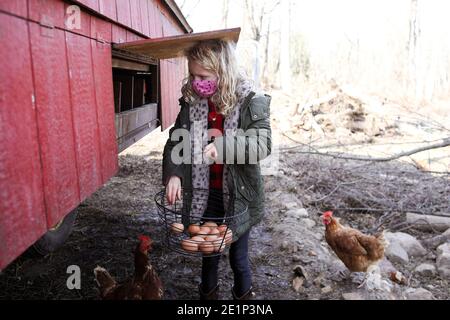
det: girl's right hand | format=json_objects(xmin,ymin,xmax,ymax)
[{"xmin": 166, "ymin": 175, "xmax": 181, "ymax": 205}]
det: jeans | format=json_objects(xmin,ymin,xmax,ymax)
[{"xmin": 201, "ymin": 189, "xmax": 252, "ymax": 297}]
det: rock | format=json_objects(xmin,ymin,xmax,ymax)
[
  {"xmin": 284, "ymin": 202, "xmax": 298, "ymax": 210},
  {"xmin": 414, "ymin": 263, "xmax": 436, "ymax": 276},
  {"xmin": 278, "ymin": 193, "xmax": 303, "ymax": 208},
  {"xmin": 292, "ymin": 276, "xmax": 304, "ymax": 292},
  {"xmin": 292, "ymin": 170, "xmax": 300, "ymax": 177},
  {"xmin": 321, "ymin": 286, "xmax": 332, "ymax": 294},
  {"xmin": 405, "ymin": 287, "xmax": 435, "ymax": 300},
  {"xmin": 379, "ymin": 257, "xmax": 397, "ymax": 276},
  {"xmin": 293, "ymin": 265, "xmax": 309, "ymax": 280},
  {"xmin": 436, "ymin": 243, "xmax": 450, "ymax": 278},
  {"xmin": 436, "ymin": 242, "xmax": 450, "ymax": 256},
  {"xmin": 385, "ymin": 232, "xmax": 427, "ymax": 257},
  {"xmin": 328, "ymin": 260, "xmax": 349, "ymax": 281},
  {"xmin": 342, "ymin": 292, "xmax": 364, "ymax": 300},
  {"xmin": 286, "ymin": 208, "xmax": 309, "ymax": 219},
  {"xmin": 350, "ymin": 272, "xmax": 366, "ymax": 285},
  {"xmin": 423, "ymin": 228, "xmax": 450, "ymax": 249},
  {"xmin": 280, "ymin": 240, "xmax": 290, "ymax": 251},
  {"xmin": 302, "ymin": 218, "xmax": 316, "ymax": 228},
  {"xmin": 313, "ymin": 233, "xmax": 323, "ymax": 240},
  {"xmin": 385, "ymin": 241, "xmax": 409, "ymax": 263},
  {"xmin": 313, "ymin": 274, "xmax": 329, "ymax": 288}
]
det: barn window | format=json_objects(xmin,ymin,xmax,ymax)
[{"xmin": 112, "ymin": 49, "xmax": 160, "ymax": 152}]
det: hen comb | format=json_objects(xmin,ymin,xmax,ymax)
[
  {"xmin": 323, "ymin": 211, "xmax": 333, "ymax": 217},
  {"xmin": 138, "ymin": 235, "xmax": 151, "ymax": 243}
]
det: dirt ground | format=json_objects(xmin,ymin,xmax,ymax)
[{"xmin": 0, "ymin": 89, "xmax": 449, "ymax": 300}]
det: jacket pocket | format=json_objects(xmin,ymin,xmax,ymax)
[{"xmin": 235, "ymin": 165, "xmax": 259, "ymax": 202}]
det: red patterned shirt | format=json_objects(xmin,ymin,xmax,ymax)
[{"xmin": 207, "ymin": 99, "xmax": 224, "ymax": 189}]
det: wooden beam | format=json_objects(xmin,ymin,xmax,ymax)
[
  {"xmin": 112, "ymin": 58, "xmax": 150, "ymax": 71},
  {"xmin": 114, "ymin": 27, "xmax": 241, "ymax": 59}
]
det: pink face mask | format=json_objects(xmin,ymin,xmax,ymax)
[{"xmin": 192, "ymin": 79, "xmax": 218, "ymax": 98}]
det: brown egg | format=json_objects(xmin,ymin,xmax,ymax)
[
  {"xmin": 181, "ymin": 239, "xmax": 198, "ymax": 252},
  {"xmin": 218, "ymin": 224, "xmax": 228, "ymax": 234},
  {"xmin": 203, "ymin": 221, "xmax": 218, "ymax": 228},
  {"xmin": 190, "ymin": 236, "xmax": 205, "ymax": 244},
  {"xmin": 188, "ymin": 224, "xmax": 200, "ymax": 236},
  {"xmin": 170, "ymin": 222, "xmax": 184, "ymax": 234},
  {"xmin": 208, "ymin": 227, "xmax": 220, "ymax": 236},
  {"xmin": 205, "ymin": 235, "xmax": 219, "ymax": 242},
  {"xmin": 213, "ymin": 238, "xmax": 226, "ymax": 252},
  {"xmin": 198, "ymin": 226, "xmax": 211, "ymax": 236},
  {"xmin": 199, "ymin": 241, "xmax": 215, "ymax": 254},
  {"xmin": 224, "ymin": 229, "xmax": 233, "ymax": 245}
]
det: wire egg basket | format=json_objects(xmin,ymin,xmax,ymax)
[{"xmin": 154, "ymin": 187, "xmax": 249, "ymax": 257}]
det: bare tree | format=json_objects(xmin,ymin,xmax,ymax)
[
  {"xmin": 408, "ymin": 0, "xmax": 421, "ymax": 101},
  {"xmin": 244, "ymin": 0, "xmax": 280, "ymax": 89},
  {"xmin": 279, "ymin": 0, "xmax": 291, "ymax": 92},
  {"xmin": 222, "ymin": 0, "xmax": 230, "ymax": 28}
]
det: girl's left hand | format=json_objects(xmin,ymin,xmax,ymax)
[{"xmin": 203, "ymin": 142, "xmax": 218, "ymax": 161}]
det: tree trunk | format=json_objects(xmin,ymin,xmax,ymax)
[
  {"xmin": 279, "ymin": 0, "xmax": 291, "ymax": 92},
  {"xmin": 222, "ymin": 0, "xmax": 229, "ymax": 28}
]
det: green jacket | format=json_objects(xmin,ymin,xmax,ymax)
[{"xmin": 162, "ymin": 91, "xmax": 272, "ymax": 240}]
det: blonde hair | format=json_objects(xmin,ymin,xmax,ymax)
[{"xmin": 181, "ymin": 40, "xmax": 253, "ymax": 116}]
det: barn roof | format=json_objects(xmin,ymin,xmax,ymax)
[
  {"xmin": 114, "ymin": 27, "xmax": 241, "ymax": 59},
  {"xmin": 163, "ymin": 0, "xmax": 193, "ymax": 34}
]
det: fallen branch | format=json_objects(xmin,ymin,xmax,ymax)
[
  {"xmin": 406, "ymin": 212, "xmax": 450, "ymax": 232},
  {"xmin": 281, "ymin": 137, "xmax": 450, "ymax": 162},
  {"xmin": 422, "ymin": 229, "xmax": 450, "ymax": 248}
]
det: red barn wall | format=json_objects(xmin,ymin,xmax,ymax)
[{"xmin": 0, "ymin": 0, "xmax": 188, "ymax": 269}]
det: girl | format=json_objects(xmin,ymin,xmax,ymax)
[{"xmin": 162, "ymin": 39, "xmax": 272, "ymax": 300}]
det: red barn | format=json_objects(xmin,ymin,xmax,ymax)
[{"xmin": 0, "ymin": 0, "xmax": 240, "ymax": 270}]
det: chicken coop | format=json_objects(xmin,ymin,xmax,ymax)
[{"xmin": 0, "ymin": 0, "xmax": 240, "ymax": 270}]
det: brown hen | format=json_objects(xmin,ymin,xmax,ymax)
[{"xmin": 94, "ymin": 235, "xmax": 163, "ymax": 300}]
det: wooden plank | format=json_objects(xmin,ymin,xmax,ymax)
[
  {"xmin": 116, "ymin": 0, "xmax": 131, "ymax": 29},
  {"xmin": 28, "ymin": 23, "xmax": 80, "ymax": 228},
  {"xmin": 159, "ymin": 0, "xmax": 192, "ymax": 33},
  {"xmin": 126, "ymin": 30, "xmax": 143, "ymax": 42},
  {"xmin": 76, "ymin": 0, "xmax": 99, "ymax": 11},
  {"xmin": 160, "ymin": 57, "xmax": 186, "ymax": 130},
  {"xmin": 130, "ymin": 0, "xmax": 142, "ymax": 34},
  {"xmin": 114, "ymin": 27, "xmax": 241, "ymax": 59},
  {"xmin": 91, "ymin": 39, "xmax": 119, "ymax": 184},
  {"xmin": 148, "ymin": 0, "xmax": 163, "ymax": 38},
  {"xmin": 161, "ymin": 14, "xmax": 171, "ymax": 37},
  {"xmin": 28, "ymin": 0, "xmax": 66, "ymax": 29},
  {"xmin": 139, "ymin": 0, "xmax": 150, "ymax": 37},
  {"xmin": 91, "ymin": 15, "xmax": 112, "ymax": 43},
  {"xmin": 112, "ymin": 58, "xmax": 150, "ymax": 71},
  {"xmin": 160, "ymin": 59, "xmax": 179, "ymax": 130},
  {"xmin": 0, "ymin": 14, "xmax": 47, "ymax": 270},
  {"xmin": 65, "ymin": 31, "xmax": 103, "ymax": 201},
  {"xmin": 116, "ymin": 104, "xmax": 158, "ymax": 152},
  {"xmin": 99, "ymin": 0, "xmax": 117, "ymax": 21},
  {"xmin": 112, "ymin": 24, "xmax": 127, "ymax": 44},
  {"xmin": 0, "ymin": 0, "xmax": 27, "ymax": 18}
]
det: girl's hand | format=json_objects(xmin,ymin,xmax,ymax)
[
  {"xmin": 166, "ymin": 175, "xmax": 181, "ymax": 205},
  {"xmin": 203, "ymin": 142, "xmax": 218, "ymax": 161}
]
